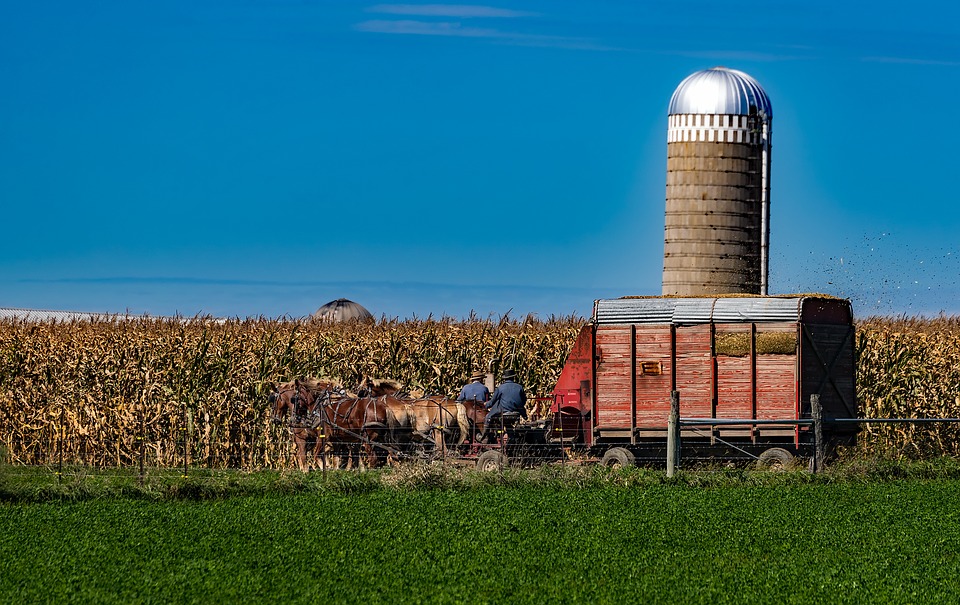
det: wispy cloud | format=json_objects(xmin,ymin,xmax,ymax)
[
  {"xmin": 356, "ymin": 19, "xmax": 505, "ymax": 38},
  {"xmin": 354, "ymin": 19, "xmax": 623, "ymax": 51},
  {"xmin": 366, "ymin": 4, "xmax": 538, "ymax": 18},
  {"xmin": 863, "ymin": 55, "xmax": 960, "ymax": 67},
  {"xmin": 669, "ymin": 49, "xmax": 809, "ymax": 62},
  {"xmin": 356, "ymin": 4, "xmax": 624, "ymax": 51}
]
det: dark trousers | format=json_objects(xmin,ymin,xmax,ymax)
[{"xmin": 481, "ymin": 412, "xmax": 503, "ymax": 443}]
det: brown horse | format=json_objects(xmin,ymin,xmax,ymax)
[
  {"xmin": 269, "ymin": 377, "xmax": 345, "ymax": 471},
  {"xmin": 373, "ymin": 394, "xmax": 487, "ymax": 453},
  {"xmin": 357, "ymin": 375, "xmax": 426, "ymax": 399},
  {"xmin": 357, "ymin": 376, "xmax": 403, "ymax": 397},
  {"xmin": 310, "ymin": 396, "xmax": 403, "ymax": 468},
  {"xmin": 271, "ymin": 378, "xmax": 491, "ymax": 467},
  {"xmin": 454, "ymin": 396, "xmax": 489, "ymax": 445}
]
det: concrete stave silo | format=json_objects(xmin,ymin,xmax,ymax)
[
  {"xmin": 662, "ymin": 67, "xmax": 772, "ymax": 296},
  {"xmin": 312, "ymin": 298, "xmax": 374, "ymax": 322}
]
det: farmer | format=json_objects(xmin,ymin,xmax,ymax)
[
  {"xmin": 480, "ymin": 369, "xmax": 527, "ymax": 442},
  {"xmin": 456, "ymin": 371, "xmax": 490, "ymax": 404}
]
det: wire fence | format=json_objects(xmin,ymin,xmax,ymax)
[
  {"xmin": 0, "ymin": 432, "xmax": 581, "ymax": 486},
  {"xmin": 5, "ymin": 394, "xmax": 960, "ymax": 487}
]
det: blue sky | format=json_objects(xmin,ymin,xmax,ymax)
[{"xmin": 2, "ymin": 1, "xmax": 959, "ymax": 320}]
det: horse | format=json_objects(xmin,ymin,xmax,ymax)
[
  {"xmin": 357, "ymin": 376, "xmax": 402, "ymax": 397},
  {"xmin": 453, "ymin": 396, "xmax": 489, "ymax": 445},
  {"xmin": 268, "ymin": 377, "xmax": 346, "ymax": 471},
  {"xmin": 270, "ymin": 378, "xmax": 402, "ymax": 469},
  {"xmin": 372, "ymin": 394, "xmax": 487, "ymax": 455},
  {"xmin": 316, "ymin": 396, "xmax": 411, "ymax": 468},
  {"xmin": 357, "ymin": 375, "xmax": 426, "ymax": 399},
  {"xmin": 270, "ymin": 377, "xmax": 491, "ymax": 467}
]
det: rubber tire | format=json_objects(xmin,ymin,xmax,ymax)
[
  {"xmin": 756, "ymin": 447, "xmax": 795, "ymax": 470},
  {"xmin": 476, "ymin": 450, "xmax": 508, "ymax": 472},
  {"xmin": 601, "ymin": 447, "xmax": 636, "ymax": 468}
]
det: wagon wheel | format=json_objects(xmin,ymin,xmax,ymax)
[
  {"xmin": 476, "ymin": 450, "xmax": 508, "ymax": 472},
  {"xmin": 756, "ymin": 447, "xmax": 795, "ymax": 471},
  {"xmin": 601, "ymin": 447, "xmax": 636, "ymax": 468}
]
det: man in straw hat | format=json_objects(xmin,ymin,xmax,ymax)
[
  {"xmin": 480, "ymin": 368, "xmax": 527, "ymax": 443},
  {"xmin": 457, "ymin": 371, "xmax": 490, "ymax": 404}
]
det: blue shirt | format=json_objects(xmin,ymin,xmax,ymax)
[
  {"xmin": 485, "ymin": 379, "xmax": 527, "ymax": 419},
  {"xmin": 457, "ymin": 381, "xmax": 490, "ymax": 403}
]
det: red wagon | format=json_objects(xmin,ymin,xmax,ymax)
[{"xmin": 546, "ymin": 294, "xmax": 858, "ymax": 467}]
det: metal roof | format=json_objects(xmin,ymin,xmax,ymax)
[
  {"xmin": 668, "ymin": 67, "xmax": 772, "ymax": 117},
  {"xmin": 312, "ymin": 298, "xmax": 374, "ymax": 322},
  {"xmin": 594, "ymin": 296, "xmax": 817, "ymax": 325},
  {"xmin": 0, "ymin": 307, "xmax": 215, "ymax": 323},
  {"xmin": 0, "ymin": 307, "xmax": 123, "ymax": 322}
]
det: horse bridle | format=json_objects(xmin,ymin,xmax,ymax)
[
  {"xmin": 270, "ymin": 383, "xmax": 314, "ymax": 427},
  {"xmin": 273, "ymin": 382, "xmax": 351, "ymax": 429}
]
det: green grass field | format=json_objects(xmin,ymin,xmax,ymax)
[{"xmin": 3, "ymin": 467, "xmax": 960, "ymax": 604}]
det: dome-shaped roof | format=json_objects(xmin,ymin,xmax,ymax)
[
  {"xmin": 312, "ymin": 298, "xmax": 374, "ymax": 322},
  {"xmin": 668, "ymin": 67, "xmax": 772, "ymax": 117}
]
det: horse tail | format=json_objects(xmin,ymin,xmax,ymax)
[
  {"xmin": 385, "ymin": 403, "xmax": 403, "ymax": 445},
  {"xmin": 455, "ymin": 402, "xmax": 471, "ymax": 445},
  {"xmin": 382, "ymin": 398, "xmax": 412, "ymax": 448}
]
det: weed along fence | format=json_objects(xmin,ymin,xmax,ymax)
[{"xmin": 8, "ymin": 392, "xmax": 960, "ymax": 485}]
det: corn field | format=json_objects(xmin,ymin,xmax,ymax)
[
  {"xmin": 0, "ymin": 315, "xmax": 583, "ymax": 469},
  {"xmin": 855, "ymin": 315, "xmax": 960, "ymax": 458},
  {"xmin": 2, "ymin": 313, "xmax": 960, "ymax": 469}
]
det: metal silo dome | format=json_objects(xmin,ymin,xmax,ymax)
[
  {"xmin": 662, "ymin": 66, "xmax": 773, "ymax": 297},
  {"xmin": 312, "ymin": 298, "xmax": 374, "ymax": 322},
  {"xmin": 668, "ymin": 66, "xmax": 772, "ymax": 117}
]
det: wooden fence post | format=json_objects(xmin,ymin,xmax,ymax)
[
  {"xmin": 557, "ymin": 397, "xmax": 566, "ymax": 468},
  {"xmin": 437, "ymin": 398, "xmax": 445, "ymax": 463},
  {"xmin": 812, "ymin": 394, "xmax": 823, "ymax": 473},
  {"xmin": 138, "ymin": 413, "xmax": 146, "ymax": 486},
  {"xmin": 182, "ymin": 407, "xmax": 190, "ymax": 478},
  {"xmin": 58, "ymin": 398, "xmax": 64, "ymax": 484},
  {"xmin": 667, "ymin": 391, "xmax": 680, "ymax": 477},
  {"xmin": 321, "ymin": 430, "xmax": 327, "ymax": 480}
]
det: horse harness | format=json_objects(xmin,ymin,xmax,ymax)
[{"xmin": 311, "ymin": 394, "xmax": 409, "ymax": 458}]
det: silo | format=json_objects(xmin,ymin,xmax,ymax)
[
  {"xmin": 662, "ymin": 67, "xmax": 772, "ymax": 295},
  {"xmin": 312, "ymin": 298, "xmax": 374, "ymax": 322}
]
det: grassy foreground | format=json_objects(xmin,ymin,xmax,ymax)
[{"xmin": 3, "ymin": 464, "xmax": 960, "ymax": 604}]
